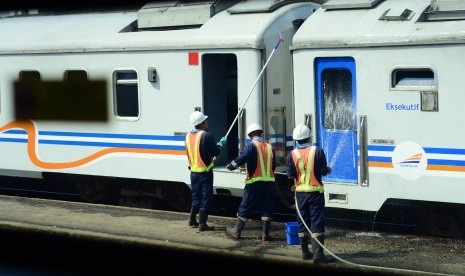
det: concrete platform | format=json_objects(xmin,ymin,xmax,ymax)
[{"xmin": 0, "ymin": 195, "xmax": 462, "ymax": 275}]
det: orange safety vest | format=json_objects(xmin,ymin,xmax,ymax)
[
  {"xmin": 185, "ymin": 131, "xmax": 214, "ymax": 173},
  {"xmin": 245, "ymin": 141, "xmax": 275, "ymax": 184},
  {"xmin": 291, "ymin": 146, "xmax": 324, "ymax": 193}
]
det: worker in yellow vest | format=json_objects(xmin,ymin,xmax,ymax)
[
  {"xmin": 287, "ymin": 123, "xmax": 334, "ymax": 264},
  {"xmin": 185, "ymin": 111, "xmax": 227, "ymax": 231},
  {"xmin": 225, "ymin": 123, "xmax": 276, "ymax": 243}
]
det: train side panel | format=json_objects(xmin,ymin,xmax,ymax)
[
  {"xmin": 0, "ymin": 1, "xmax": 320, "ymax": 209},
  {"xmin": 292, "ymin": 0, "xmax": 465, "ymax": 237}
]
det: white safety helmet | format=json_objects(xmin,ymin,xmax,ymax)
[
  {"xmin": 292, "ymin": 123, "xmax": 311, "ymax": 140},
  {"xmin": 190, "ymin": 111, "xmax": 208, "ymax": 126},
  {"xmin": 246, "ymin": 123, "xmax": 263, "ymax": 136}
]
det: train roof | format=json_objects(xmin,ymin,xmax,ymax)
[
  {"xmin": 0, "ymin": 0, "xmax": 319, "ymax": 54},
  {"xmin": 292, "ymin": 0, "xmax": 465, "ymax": 49}
]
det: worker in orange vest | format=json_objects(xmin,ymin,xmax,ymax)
[
  {"xmin": 225, "ymin": 123, "xmax": 276, "ymax": 243},
  {"xmin": 287, "ymin": 123, "xmax": 334, "ymax": 264},
  {"xmin": 185, "ymin": 111, "xmax": 227, "ymax": 231}
]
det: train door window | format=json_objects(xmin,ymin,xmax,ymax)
[
  {"xmin": 65, "ymin": 70, "xmax": 88, "ymax": 81},
  {"xmin": 19, "ymin": 71, "xmax": 41, "ymax": 82},
  {"xmin": 391, "ymin": 68, "xmax": 436, "ymax": 91},
  {"xmin": 113, "ymin": 70, "xmax": 139, "ymax": 119},
  {"xmin": 322, "ymin": 69, "xmax": 353, "ymax": 130},
  {"xmin": 268, "ymin": 107, "xmax": 286, "ymax": 166}
]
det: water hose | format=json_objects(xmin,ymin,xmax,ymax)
[{"xmin": 294, "ymin": 191, "xmax": 453, "ymax": 275}]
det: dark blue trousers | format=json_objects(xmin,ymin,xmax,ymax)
[
  {"xmin": 190, "ymin": 171, "xmax": 213, "ymax": 213},
  {"xmin": 296, "ymin": 192, "xmax": 325, "ymax": 234},
  {"xmin": 238, "ymin": 181, "xmax": 276, "ymax": 219}
]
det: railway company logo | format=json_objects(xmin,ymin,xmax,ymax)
[{"xmin": 392, "ymin": 141, "xmax": 427, "ymax": 180}]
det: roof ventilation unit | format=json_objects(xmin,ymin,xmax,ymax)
[
  {"xmin": 137, "ymin": 0, "xmax": 239, "ymax": 29},
  {"xmin": 424, "ymin": 0, "xmax": 465, "ymax": 21},
  {"xmin": 379, "ymin": 8, "xmax": 415, "ymax": 21}
]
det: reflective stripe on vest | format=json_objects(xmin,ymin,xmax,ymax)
[
  {"xmin": 245, "ymin": 141, "xmax": 275, "ymax": 184},
  {"xmin": 185, "ymin": 131, "xmax": 214, "ymax": 172},
  {"xmin": 292, "ymin": 146, "xmax": 324, "ymax": 193}
]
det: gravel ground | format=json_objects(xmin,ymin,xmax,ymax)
[{"xmin": 204, "ymin": 216, "xmax": 465, "ymax": 276}]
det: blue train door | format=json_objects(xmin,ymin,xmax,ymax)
[{"xmin": 315, "ymin": 57, "xmax": 357, "ymax": 184}]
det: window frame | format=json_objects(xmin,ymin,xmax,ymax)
[
  {"xmin": 64, "ymin": 69, "xmax": 88, "ymax": 81},
  {"xmin": 390, "ymin": 67, "xmax": 437, "ymax": 91},
  {"xmin": 112, "ymin": 69, "xmax": 140, "ymax": 121},
  {"xmin": 19, "ymin": 70, "xmax": 41, "ymax": 82}
]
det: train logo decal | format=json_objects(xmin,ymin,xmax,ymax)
[
  {"xmin": 392, "ymin": 141, "xmax": 427, "ymax": 180},
  {"xmin": 399, "ymin": 153, "xmax": 423, "ymax": 166},
  {"xmin": 0, "ymin": 120, "xmax": 186, "ymax": 170}
]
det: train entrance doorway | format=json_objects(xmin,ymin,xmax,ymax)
[
  {"xmin": 315, "ymin": 57, "xmax": 358, "ymax": 184},
  {"xmin": 202, "ymin": 54, "xmax": 238, "ymax": 166}
]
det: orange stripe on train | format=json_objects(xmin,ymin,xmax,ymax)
[{"xmin": 0, "ymin": 120, "xmax": 185, "ymax": 170}]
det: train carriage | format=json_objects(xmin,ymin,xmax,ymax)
[
  {"xmin": 292, "ymin": 0, "xmax": 465, "ymax": 238},
  {"xmin": 0, "ymin": 1, "xmax": 320, "ymax": 210}
]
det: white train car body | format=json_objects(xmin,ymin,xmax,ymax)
[
  {"xmin": 292, "ymin": 0, "xmax": 465, "ymax": 236},
  {"xmin": 0, "ymin": 1, "xmax": 320, "ymax": 208}
]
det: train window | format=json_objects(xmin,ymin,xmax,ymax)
[
  {"xmin": 19, "ymin": 71, "xmax": 41, "ymax": 82},
  {"xmin": 322, "ymin": 68, "xmax": 353, "ymax": 131},
  {"xmin": 113, "ymin": 70, "xmax": 139, "ymax": 118},
  {"xmin": 391, "ymin": 68, "xmax": 436, "ymax": 90},
  {"xmin": 65, "ymin": 70, "xmax": 88, "ymax": 81}
]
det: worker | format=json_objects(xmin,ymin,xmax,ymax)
[
  {"xmin": 225, "ymin": 123, "xmax": 276, "ymax": 243},
  {"xmin": 185, "ymin": 111, "xmax": 227, "ymax": 231},
  {"xmin": 286, "ymin": 123, "xmax": 334, "ymax": 264}
]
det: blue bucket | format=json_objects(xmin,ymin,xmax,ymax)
[{"xmin": 285, "ymin": 221, "xmax": 300, "ymax": 245}]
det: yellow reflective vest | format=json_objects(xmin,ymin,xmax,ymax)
[
  {"xmin": 185, "ymin": 131, "xmax": 214, "ymax": 172},
  {"xmin": 291, "ymin": 146, "xmax": 324, "ymax": 193},
  {"xmin": 245, "ymin": 141, "xmax": 275, "ymax": 184}
]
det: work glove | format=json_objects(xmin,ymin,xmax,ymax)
[
  {"xmin": 226, "ymin": 163, "xmax": 235, "ymax": 171},
  {"xmin": 217, "ymin": 136, "xmax": 227, "ymax": 148}
]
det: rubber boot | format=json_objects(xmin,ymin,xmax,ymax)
[
  {"xmin": 299, "ymin": 235, "xmax": 313, "ymax": 260},
  {"xmin": 312, "ymin": 234, "xmax": 335, "ymax": 264},
  {"xmin": 226, "ymin": 217, "xmax": 246, "ymax": 239},
  {"xmin": 261, "ymin": 220, "xmax": 272, "ymax": 242},
  {"xmin": 198, "ymin": 212, "xmax": 214, "ymax": 231},
  {"xmin": 188, "ymin": 207, "xmax": 199, "ymax": 228}
]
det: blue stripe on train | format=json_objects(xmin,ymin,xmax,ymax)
[
  {"xmin": 4, "ymin": 129, "xmax": 186, "ymax": 141},
  {"xmin": 0, "ymin": 137, "xmax": 184, "ymax": 150}
]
